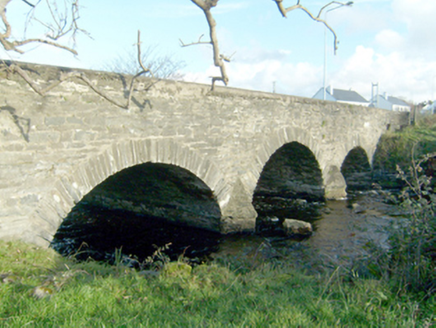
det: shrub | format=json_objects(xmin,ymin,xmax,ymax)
[{"xmin": 363, "ymin": 152, "xmax": 436, "ymax": 296}]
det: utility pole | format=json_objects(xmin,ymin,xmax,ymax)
[
  {"xmin": 323, "ymin": 2, "xmax": 353, "ymax": 100},
  {"xmin": 371, "ymin": 82, "xmax": 379, "ymax": 108}
]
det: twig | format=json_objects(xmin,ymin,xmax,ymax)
[{"xmin": 179, "ymin": 34, "xmax": 210, "ymax": 47}]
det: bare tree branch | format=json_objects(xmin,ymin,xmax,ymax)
[
  {"xmin": 272, "ymin": 0, "xmax": 351, "ymax": 54},
  {"xmin": 1, "ymin": 1, "xmax": 156, "ymax": 110},
  {"xmin": 3, "ymin": 30, "xmax": 155, "ymax": 110},
  {"xmin": 184, "ymin": 0, "xmax": 229, "ymax": 90},
  {"xmin": 0, "ymin": 0, "xmax": 81, "ymax": 55},
  {"xmin": 179, "ymin": 34, "xmax": 210, "ymax": 47},
  {"xmin": 136, "ymin": 30, "xmax": 153, "ymax": 78},
  {"xmin": 21, "ymin": 0, "xmax": 35, "ymax": 8}
]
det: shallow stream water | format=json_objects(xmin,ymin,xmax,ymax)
[
  {"xmin": 52, "ymin": 191, "xmax": 401, "ymax": 269},
  {"xmin": 215, "ymin": 191, "xmax": 400, "ymax": 269}
]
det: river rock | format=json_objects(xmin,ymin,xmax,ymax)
[{"xmin": 282, "ymin": 219, "xmax": 313, "ymax": 236}]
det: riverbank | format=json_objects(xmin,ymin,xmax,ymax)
[{"xmin": 0, "ymin": 240, "xmax": 434, "ymax": 327}]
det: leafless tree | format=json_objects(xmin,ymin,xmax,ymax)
[
  {"xmin": 1, "ymin": 0, "xmax": 349, "ymax": 96},
  {"xmin": 2, "ymin": 30, "xmax": 154, "ymax": 109},
  {"xmin": 272, "ymin": 0, "xmax": 352, "ymax": 54},
  {"xmin": 181, "ymin": 0, "xmax": 348, "ymax": 90},
  {"xmin": 0, "ymin": 1, "xmax": 155, "ymax": 109},
  {"xmin": 0, "ymin": 0, "xmax": 82, "ymax": 55},
  {"xmin": 104, "ymin": 45, "xmax": 186, "ymax": 80},
  {"xmin": 181, "ymin": 0, "xmax": 231, "ymax": 90}
]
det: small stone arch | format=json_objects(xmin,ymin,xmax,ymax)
[
  {"xmin": 322, "ymin": 133, "xmax": 377, "ymax": 199},
  {"xmin": 254, "ymin": 141, "xmax": 324, "ymax": 200},
  {"xmin": 343, "ymin": 133, "xmax": 376, "ymax": 169},
  {"xmin": 251, "ymin": 127, "xmax": 323, "ymax": 195},
  {"xmin": 29, "ymin": 138, "xmax": 226, "ymax": 246},
  {"xmin": 341, "ymin": 146, "xmax": 372, "ymax": 192}
]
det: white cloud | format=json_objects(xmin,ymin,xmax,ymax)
[
  {"xmin": 391, "ymin": 0, "xmax": 436, "ymax": 59},
  {"xmin": 319, "ymin": 0, "xmax": 436, "ymax": 103},
  {"xmin": 228, "ymin": 58, "xmax": 321, "ymax": 97},
  {"xmin": 375, "ymin": 29, "xmax": 404, "ymax": 50},
  {"xmin": 331, "ymin": 45, "xmax": 436, "ymax": 102},
  {"xmin": 183, "ymin": 55, "xmax": 322, "ymax": 97}
]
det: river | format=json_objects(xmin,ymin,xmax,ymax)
[
  {"xmin": 51, "ymin": 190, "xmax": 402, "ymax": 270},
  {"xmin": 215, "ymin": 191, "xmax": 400, "ymax": 269}
]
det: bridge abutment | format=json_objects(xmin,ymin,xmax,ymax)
[
  {"xmin": 323, "ymin": 165, "xmax": 347, "ymax": 199},
  {"xmin": 220, "ymin": 179, "xmax": 257, "ymax": 233}
]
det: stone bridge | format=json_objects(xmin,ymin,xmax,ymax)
[{"xmin": 0, "ymin": 63, "xmax": 408, "ymax": 246}]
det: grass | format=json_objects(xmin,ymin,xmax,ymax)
[
  {"xmin": 373, "ymin": 114, "xmax": 436, "ymax": 172},
  {"xmin": 0, "ymin": 240, "xmax": 435, "ymax": 327}
]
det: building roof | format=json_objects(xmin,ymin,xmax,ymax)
[
  {"xmin": 332, "ymin": 88, "xmax": 368, "ymax": 103},
  {"xmin": 387, "ymin": 96, "xmax": 409, "ymax": 107},
  {"xmin": 370, "ymin": 94, "xmax": 411, "ymax": 111},
  {"xmin": 312, "ymin": 87, "xmax": 368, "ymax": 105}
]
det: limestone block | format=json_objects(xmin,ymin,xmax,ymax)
[{"xmin": 282, "ymin": 219, "xmax": 313, "ymax": 236}]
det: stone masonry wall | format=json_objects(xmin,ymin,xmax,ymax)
[{"xmin": 0, "ymin": 63, "xmax": 409, "ymax": 246}]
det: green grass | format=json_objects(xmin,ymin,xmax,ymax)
[
  {"xmin": 0, "ymin": 241, "xmax": 435, "ymax": 327},
  {"xmin": 373, "ymin": 114, "xmax": 436, "ymax": 172}
]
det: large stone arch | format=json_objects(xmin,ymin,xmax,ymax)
[{"xmin": 27, "ymin": 138, "xmax": 227, "ymax": 246}]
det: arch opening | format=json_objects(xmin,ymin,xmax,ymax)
[
  {"xmin": 340, "ymin": 147, "xmax": 372, "ymax": 192},
  {"xmin": 51, "ymin": 162, "xmax": 222, "ymax": 264},
  {"xmin": 253, "ymin": 142, "xmax": 325, "ymax": 233}
]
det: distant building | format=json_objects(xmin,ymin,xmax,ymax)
[
  {"xmin": 312, "ymin": 86, "xmax": 369, "ymax": 106},
  {"xmin": 422, "ymin": 102, "xmax": 436, "ymax": 115},
  {"xmin": 370, "ymin": 92, "xmax": 411, "ymax": 112}
]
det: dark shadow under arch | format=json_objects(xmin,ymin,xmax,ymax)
[
  {"xmin": 51, "ymin": 162, "xmax": 222, "ymax": 262},
  {"xmin": 253, "ymin": 142, "xmax": 325, "ymax": 233},
  {"xmin": 254, "ymin": 142, "xmax": 324, "ymax": 201},
  {"xmin": 341, "ymin": 147, "xmax": 372, "ymax": 192}
]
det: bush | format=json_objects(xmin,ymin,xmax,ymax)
[
  {"xmin": 363, "ymin": 152, "xmax": 436, "ymax": 296},
  {"xmin": 373, "ymin": 117, "xmax": 436, "ymax": 173}
]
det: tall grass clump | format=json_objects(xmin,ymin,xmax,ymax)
[{"xmin": 1, "ymin": 240, "xmax": 435, "ymax": 326}]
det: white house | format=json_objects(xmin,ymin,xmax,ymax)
[
  {"xmin": 370, "ymin": 93, "xmax": 411, "ymax": 112},
  {"xmin": 422, "ymin": 102, "xmax": 436, "ymax": 115}
]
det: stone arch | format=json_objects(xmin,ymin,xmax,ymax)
[
  {"xmin": 341, "ymin": 146, "xmax": 372, "ymax": 192},
  {"xmin": 251, "ymin": 127, "xmax": 323, "ymax": 195},
  {"xmin": 254, "ymin": 141, "xmax": 324, "ymax": 201},
  {"xmin": 323, "ymin": 133, "xmax": 377, "ymax": 199},
  {"xmin": 28, "ymin": 138, "xmax": 227, "ymax": 246},
  {"xmin": 342, "ymin": 133, "xmax": 377, "ymax": 170}
]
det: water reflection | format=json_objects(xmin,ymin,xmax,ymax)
[
  {"xmin": 51, "ymin": 203, "xmax": 221, "ymax": 265},
  {"xmin": 52, "ymin": 192, "xmax": 397, "ymax": 269},
  {"xmin": 216, "ymin": 192, "xmax": 396, "ymax": 267}
]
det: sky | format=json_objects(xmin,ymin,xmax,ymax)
[{"xmin": 1, "ymin": 0, "xmax": 436, "ymax": 103}]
